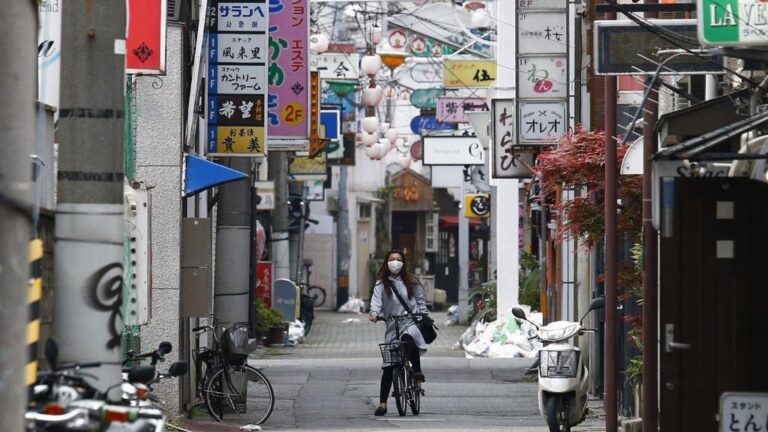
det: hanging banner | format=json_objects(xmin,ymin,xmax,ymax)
[
  {"xmin": 436, "ymin": 97, "xmax": 488, "ymax": 123},
  {"xmin": 256, "ymin": 261, "xmax": 273, "ymax": 308},
  {"xmin": 268, "ymin": 0, "xmax": 310, "ymax": 147},
  {"xmin": 126, "ymin": 0, "xmax": 167, "ymax": 74},
  {"xmin": 444, "ymin": 60, "xmax": 496, "ymax": 89},
  {"xmin": 207, "ymin": 0, "xmax": 269, "ymax": 156}
]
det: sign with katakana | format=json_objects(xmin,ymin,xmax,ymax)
[
  {"xmin": 517, "ymin": 56, "xmax": 568, "ymax": 98},
  {"xmin": 436, "ymin": 97, "xmax": 488, "ymax": 123},
  {"xmin": 268, "ymin": 0, "xmax": 310, "ymax": 144},
  {"xmin": 207, "ymin": 0, "xmax": 268, "ymax": 156},
  {"xmin": 316, "ymin": 53, "xmax": 359, "ymax": 80},
  {"xmin": 518, "ymin": 11, "xmax": 568, "ymax": 54},
  {"xmin": 209, "ymin": 33, "xmax": 267, "ymax": 63},
  {"xmin": 518, "ymin": 100, "xmax": 568, "ymax": 143},
  {"xmin": 719, "ymin": 393, "xmax": 768, "ymax": 432},
  {"xmin": 443, "ymin": 60, "xmax": 497, "ymax": 89}
]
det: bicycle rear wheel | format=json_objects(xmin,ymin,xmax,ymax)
[
  {"xmin": 203, "ymin": 365, "xmax": 275, "ymax": 425},
  {"xmin": 408, "ymin": 370, "xmax": 421, "ymax": 415},
  {"xmin": 392, "ymin": 367, "xmax": 407, "ymax": 416},
  {"xmin": 308, "ymin": 285, "xmax": 326, "ymax": 308}
]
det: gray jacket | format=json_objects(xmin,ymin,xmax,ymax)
[{"xmin": 370, "ymin": 276, "xmax": 429, "ymax": 352}]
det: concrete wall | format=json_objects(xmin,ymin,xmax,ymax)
[{"xmin": 134, "ymin": 24, "xmax": 184, "ymax": 413}]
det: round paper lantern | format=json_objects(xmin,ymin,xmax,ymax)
[
  {"xmin": 379, "ymin": 138, "xmax": 391, "ymax": 153},
  {"xmin": 362, "ymin": 116, "xmax": 380, "ymax": 134},
  {"xmin": 370, "ymin": 25, "xmax": 383, "ymax": 45},
  {"xmin": 362, "ymin": 85, "xmax": 383, "ymax": 107},
  {"xmin": 361, "ymin": 54, "xmax": 382, "ymax": 76},
  {"xmin": 380, "ymin": 122, "xmax": 390, "ymax": 134},
  {"xmin": 398, "ymin": 155, "xmax": 412, "ymax": 169},
  {"xmin": 360, "ymin": 131, "xmax": 379, "ymax": 147},
  {"xmin": 310, "ymin": 33, "xmax": 330, "ymax": 53},
  {"xmin": 366, "ymin": 143, "xmax": 385, "ymax": 160},
  {"xmin": 470, "ymin": 8, "xmax": 493, "ymax": 29},
  {"xmin": 385, "ymin": 128, "xmax": 399, "ymax": 143}
]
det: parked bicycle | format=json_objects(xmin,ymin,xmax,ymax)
[
  {"xmin": 299, "ymin": 258, "xmax": 326, "ymax": 308},
  {"xmin": 377, "ymin": 313, "xmax": 426, "ymax": 416},
  {"xmin": 192, "ymin": 319, "xmax": 275, "ymax": 425}
]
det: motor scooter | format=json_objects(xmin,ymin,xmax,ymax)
[{"xmin": 512, "ymin": 297, "xmax": 604, "ymax": 432}]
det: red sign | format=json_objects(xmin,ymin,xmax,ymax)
[
  {"xmin": 126, "ymin": 0, "xmax": 166, "ymax": 74},
  {"xmin": 256, "ymin": 261, "xmax": 273, "ymax": 308}
]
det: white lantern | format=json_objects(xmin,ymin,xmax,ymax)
[
  {"xmin": 380, "ymin": 122, "xmax": 390, "ymax": 134},
  {"xmin": 310, "ymin": 33, "xmax": 330, "ymax": 53},
  {"xmin": 370, "ymin": 25, "xmax": 383, "ymax": 45},
  {"xmin": 361, "ymin": 54, "xmax": 382, "ymax": 76},
  {"xmin": 366, "ymin": 143, "xmax": 385, "ymax": 160},
  {"xmin": 379, "ymin": 138, "xmax": 391, "ymax": 153},
  {"xmin": 398, "ymin": 155, "xmax": 412, "ymax": 169},
  {"xmin": 362, "ymin": 85, "xmax": 383, "ymax": 107},
  {"xmin": 362, "ymin": 116, "xmax": 380, "ymax": 134},
  {"xmin": 360, "ymin": 131, "xmax": 379, "ymax": 147},
  {"xmin": 385, "ymin": 128, "xmax": 399, "ymax": 143},
  {"xmin": 470, "ymin": 8, "xmax": 493, "ymax": 30}
]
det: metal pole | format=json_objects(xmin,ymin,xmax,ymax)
[
  {"xmin": 336, "ymin": 166, "xmax": 351, "ymax": 308},
  {"xmin": 642, "ymin": 79, "xmax": 659, "ymax": 432},
  {"xmin": 0, "ymin": 1, "xmax": 35, "ymax": 430},
  {"xmin": 269, "ymin": 152, "xmax": 291, "ymax": 280},
  {"xmin": 458, "ymin": 174, "xmax": 469, "ymax": 323},
  {"xmin": 604, "ymin": 6, "xmax": 619, "ymax": 426},
  {"xmin": 539, "ymin": 178, "xmax": 548, "ymax": 321}
]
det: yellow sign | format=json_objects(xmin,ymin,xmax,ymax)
[
  {"xmin": 211, "ymin": 126, "xmax": 266, "ymax": 155},
  {"xmin": 289, "ymin": 151, "xmax": 327, "ymax": 181},
  {"xmin": 464, "ymin": 194, "xmax": 491, "ymax": 218},
  {"xmin": 444, "ymin": 60, "xmax": 497, "ymax": 89}
]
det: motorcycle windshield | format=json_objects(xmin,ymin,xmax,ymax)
[{"xmin": 538, "ymin": 321, "xmax": 581, "ymax": 342}]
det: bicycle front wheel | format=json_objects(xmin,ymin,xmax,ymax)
[
  {"xmin": 392, "ymin": 367, "xmax": 407, "ymax": 416},
  {"xmin": 308, "ymin": 285, "xmax": 326, "ymax": 308},
  {"xmin": 408, "ymin": 371, "xmax": 421, "ymax": 415},
  {"xmin": 203, "ymin": 365, "xmax": 275, "ymax": 425}
]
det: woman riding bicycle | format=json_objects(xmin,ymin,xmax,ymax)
[{"xmin": 368, "ymin": 249, "xmax": 428, "ymax": 416}]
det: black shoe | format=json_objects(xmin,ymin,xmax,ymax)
[
  {"xmin": 414, "ymin": 372, "xmax": 425, "ymax": 383},
  {"xmin": 374, "ymin": 406, "xmax": 387, "ymax": 416}
]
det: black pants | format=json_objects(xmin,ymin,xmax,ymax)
[{"xmin": 379, "ymin": 334, "xmax": 421, "ymax": 403}]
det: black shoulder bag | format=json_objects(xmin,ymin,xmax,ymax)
[{"xmin": 390, "ymin": 284, "xmax": 438, "ymax": 344}]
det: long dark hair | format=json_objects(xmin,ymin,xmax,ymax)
[{"xmin": 376, "ymin": 249, "xmax": 420, "ymax": 299}]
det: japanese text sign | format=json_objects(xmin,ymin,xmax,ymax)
[
  {"xmin": 518, "ymin": 100, "xmax": 568, "ymax": 143},
  {"xmin": 316, "ymin": 53, "xmax": 360, "ymax": 80},
  {"xmin": 268, "ymin": 0, "xmax": 310, "ymax": 140},
  {"xmin": 517, "ymin": 57, "xmax": 568, "ymax": 99},
  {"xmin": 518, "ymin": 0, "xmax": 568, "ymax": 9},
  {"xmin": 720, "ymin": 393, "xmax": 768, "ymax": 432},
  {"xmin": 443, "ymin": 60, "xmax": 497, "ymax": 89},
  {"xmin": 491, "ymin": 99, "xmax": 519, "ymax": 178},
  {"xmin": 518, "ymin": 11, "xmax": 568, "ymax": 54},
  {"xmin": 464, "ymin": 194, "xmax": 491, "ymax": 218},
  {"xmin": 207, "ymin": 0, "xmax": 268, "ymax": 156},
  {"xmin": 256, "ymin": 261, "xmax": 273, "ymax": 307},
  {"xmin": 437, "ymin": 97, "xmax": 488, "ymax": 123},
  {"xmin": 126, "ymin": 0, "xmax": 166, "ymax": 74}
]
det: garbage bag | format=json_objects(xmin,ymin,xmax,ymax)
[{"xmin": 337, "ymin": 296, "xmax": 366, "ymax": 314}]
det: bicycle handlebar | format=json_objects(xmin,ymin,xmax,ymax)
[
  {"xmin": 192, "ymin": 325, "xmax": 213, "ymax": 333},
  {"xmin": 374, "ymin": 312, "xmax": 428, "ymax": 322}
]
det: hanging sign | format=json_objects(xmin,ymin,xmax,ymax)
[
  {"xmin": 289, "ymin": 151, "xmax": 327, "ymax": 181},
  {"xmin": 422, "ymin": 136, "xmax": 485, "ymax": 166},
  {"xmin": 437, "ymin": 97, "xmax": 488, "ymax": 123},
  {"xmin": 126, "ymin": 0, "xmax": 167, "ymax": 74},
  {"xmin": 444, "ymin": 60, "xmax": 496, "ymax": 89},
  {"xmin": 464, "ymin": 194, "xmax": 491, "ymax": 218},
  {"xmin": 518, "ymin": 11, "xmax": 568, "ymax": 54},
  {"xmin": 256, "ymin": 261, "xmax": 273, "ymax": 308},
  {"xmin": 409, "ymin": 63, "xmax": 442, "ymax": 83},
  {"xmin": 517, "ymin": 56, "xmax": 568, "ymax": 98},
  {"xmin": 316, "ymin": 53, "xmax": 359, "ymax": 80},
  {"xmin": 410, "ymin": 115, "xmax": 457, "ymax": 134},
  {"xmin": 254, "ymin": 181, "xmax": 276, "ymax": 210},
  {"xmin": 518, "ymin": 100, "xmax": 568, "ymax": 143},
  {"xmin": 268, "ymin": 0, "xmax": 310, "ymax": 147},
  {"xmin": 410, "ymin": 88, "xmax": 445, "ymax": 109},
  {"xmin": 207, "ymin": 0, "xmax": 268, "ymax": 156},
  {"xmin": 492, "ymin": 99, "xmax": 520, "ymax": 178}
]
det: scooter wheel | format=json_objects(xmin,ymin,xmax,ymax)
[{"xmin": 546, "ymin": 395, "xmax": 570, "ymax": 432}]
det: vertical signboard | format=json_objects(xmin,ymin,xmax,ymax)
[
  {"xmin": 491, "ymin": 99, "xmax": 534, "ymax": 178},
  {"xmin": 256, "ymin": 261, "xmax": 273, "ymax": 308},
  {"xmin": 207, "ymin": 0, "xmax": 268, "ymax": 155},
  {"xmin": 516, "ymin": 0, "xmax": 569, "ymax": 146},
  {"xmin": 38, "ymin": 0, "xmax": 62, "ymax": 116},
  {"xmin": 126, "ymin": 0, "xmax": 167, "ymax": 74},
  {"xmin": 268, "ymin": 0, "xmax": 310, "ymax": 150}
]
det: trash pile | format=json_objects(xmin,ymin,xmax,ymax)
[
  {"xmin": 286, "ymin": 320, "xmax": 306, "ymax": 346},
  {"xmin": 337, "ymin": 296, "xmax": 367, "ymax": 314},
  {"xmin": 456, "ymin": 305, "xmax": 544, "ymax": 359}
]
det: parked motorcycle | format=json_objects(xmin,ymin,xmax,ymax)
[{"xmin": 512, "ymin": 297, "xmax": 605, "ymax": 432}]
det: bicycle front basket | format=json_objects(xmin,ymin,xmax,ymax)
[
  {"xmin": 222, "ymin": 323, "xmax": 249, "ymax": 366},
  {"xmin": 379, "ymin": 342, "xmax": 404, "ymax": 365}
]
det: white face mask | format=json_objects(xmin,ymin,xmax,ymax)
[{"xmin": 387, "ymin": 260, "xmax": 403, "ymax": 274}]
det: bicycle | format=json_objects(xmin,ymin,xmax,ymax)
[
  {"xmin": 192, "ymin": 319, "xmax": 275, "ymax": 425},
  {"xmin": 377, "ymin": 313, "xmax": 427, "ymax": 416},
  {"xmin": 300, "ymin": 258, "xmax": 326, "ymax": 308}
]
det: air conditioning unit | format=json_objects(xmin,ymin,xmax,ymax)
[{"xmin": 167, "ymin": 0, "xmax": 181, "ymax": 21}]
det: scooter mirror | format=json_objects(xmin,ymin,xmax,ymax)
[
  {"xmin": 158, "ymin": 341, "xmax": 173, "ymax": 355},
  {"xmin": 588, "ymin": 297, "xmax": 605, "ymax": 312},
  {"xmin": 168, "ymin": 361, "xmax": 189, "ymax": 377},
  {"xmin": 511, "ymin": 307, "xmax": 527, "ymax": 320}
]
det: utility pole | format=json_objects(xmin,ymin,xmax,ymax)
[
  {"xmin": 457, "ymin": 173, "xmax": 469, "ymax": 322},
  {"xmin": 54, "ymin": 0, "xmax": 125, "ymax": 390},
  {"xmin": 269, "ymin": 152, "xmax": 291, "ymax": 280},
  {"xmin": 0, "ymin": 1, "xmax": 35, "ymax": 430}
]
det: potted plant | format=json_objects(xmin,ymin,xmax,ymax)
[{"xmin": 264, "ymin": 307, "xmax": 285, "ymax": 347}]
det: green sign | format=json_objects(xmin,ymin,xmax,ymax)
[{"xmin": 698, "ymin": 0, "xmax": 768, "ymax": 46}]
